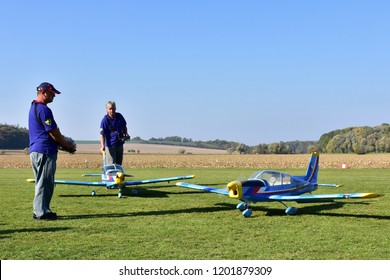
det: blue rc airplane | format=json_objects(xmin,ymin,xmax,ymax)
[
  {"xmin": 28, "ymin": 163, "xmax": 194, "ymax": 198},
  {"xmin": 176, "ymin": 151, "xmax": 382, "ymax": 217}
]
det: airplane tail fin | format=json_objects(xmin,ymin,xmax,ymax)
[{"xmin": 304, "ymin": 150, "xmax": 320, "ymax": 183}]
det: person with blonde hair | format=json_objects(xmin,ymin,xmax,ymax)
[{"xmin": 99, "ymin": 101, "xmax": 129, "ymax": 165}]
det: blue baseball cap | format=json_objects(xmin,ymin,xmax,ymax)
[{"xmin": 37, "ymin": 82, "xmax": 61, "ymax": 94}]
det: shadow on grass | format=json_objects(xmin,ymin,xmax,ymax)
[
  {"xmin": 57, "ymin": 202, "xmax": 390, "ymax": 221},
  {"xmin": 128, "ymin": 205, "xmax": 234, "ymax": 217},
  {"xmin": 58, "ymin": 187, "xmax": 170, "ymax": 198},
  {"xmin": 56, "ymin": 182, "xmax": 226, "ymax": 199},
  {"xmin": 298, "ymin": 202, "xmax": 390, "ymax": 220},
  {"xmin": 59, "ymin": 204, "xmax": 235, "ymax": 220},
  {"xmin": 258, "ymin": 201, "xmax": 390, "ymax": 220},
  {"xmin": 59, "ymin": 193, "xmax": 118, "ymax": 198},
  {"xmin": 0, "ymin": 227, "xmax": 72, "ymax": 239}
]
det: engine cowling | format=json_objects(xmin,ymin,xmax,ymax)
[
  {"xmin": 227, "ymin": 180, "xmax": 243, "ymax": 199},
  {"xmin": 115, "ymin": 172, "xmax": 126, "ymax": 184}
]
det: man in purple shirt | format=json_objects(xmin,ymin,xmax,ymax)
[
  {"xmin": 29, "ymin": 82, "xmax": 76, "ymax": 220},
  {"xmin": 100, "ymin": 101, "xmax": 129, "ymax": 165}
]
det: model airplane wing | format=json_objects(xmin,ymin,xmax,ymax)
[
  {"xmin": 26, "ymin": 178, "xmax": 108, "ymax": 186},
  {"xmin": 28, "ymin": 175, "xmax": 194, "ymax": 187},
  {"xmin": 124, "ymin": 175, "xmax": 195, "ymax": 186},
  {"xmin": 176, "ymin": 182, "xmax": 229, "ymax": 195},
  {"xmin": 55, "ymin": 180, "xmax": 108, "ymax": 186},
  {"xmin": 269, "ymin": 193, "xmax": 382, "ymax": 203}
]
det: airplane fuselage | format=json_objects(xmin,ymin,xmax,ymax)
[{"xmin": 229, "ymin": 177, "xmax": 318, "ymax": 202}]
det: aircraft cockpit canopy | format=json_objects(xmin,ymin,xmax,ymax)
[
  {"xmin": 103, "ymin": 164, "xmax": 125, "ymax": 176},
  {"xmin": 249, "ymin": 170, "xmax": 291, "ymax": 186}
]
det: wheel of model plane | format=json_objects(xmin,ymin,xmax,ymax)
[
  {"xmin": 131, "ymin": 189, "xmax": 138, "ymax": 196},
  {"xmin": 242, "ymin": 209, "xmax": 253, "ymax": 218},
  {"xmin": 236, "ymin": 202, "xmax": 248, "ymax": 211},
  {"xmin": 285, "ymin": 207, "xmax": 298, "ymax": 215},
  {"xmin": 118, "ymin": 192, "xmax": 123, "ymax": 198},
  {"xmin": 91, "ymin": 190, "xmax": 96, "ymax": 196}
]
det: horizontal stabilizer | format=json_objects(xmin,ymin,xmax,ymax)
[{"xmin": 317, "ymin": 183, "xmax": 343, "ymax": 187}]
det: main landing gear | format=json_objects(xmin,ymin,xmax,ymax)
[
  {"xmin": 236, "ymin": 201, "xmax": 299, "ymax": 217},
  {"xmin": 236, "ymin": 202, "xmax": 253, "ymax": 218}
]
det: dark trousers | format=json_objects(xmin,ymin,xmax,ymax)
[{"xmin": 106, "ymin": 145, "xmax": 124, "ymax": 165}]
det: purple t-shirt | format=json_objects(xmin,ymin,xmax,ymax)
[
  {"xmin": 28, "ymin": 100, "xmax": 59, "ymax": 154},
  {"xmin": 100, "ymin": 113, "xmax": 127, "ymax": 147}
]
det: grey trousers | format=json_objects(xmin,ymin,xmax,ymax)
[
  {"xmin": 30, "ymin": 152, "xmax": 57, "ymax": 217},
  {"xmin": 106, "ymin": 145, "xmax": 124, "ymax": 165}
]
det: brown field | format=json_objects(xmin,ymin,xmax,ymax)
[
  {"xmin": 1, "ymin": 147, "xmax": 390, "ymax": 169},
  {"xmin": 78, "ymin": 143, "xmax": 228, "ymax": 155}
]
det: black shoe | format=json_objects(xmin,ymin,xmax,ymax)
[
  {"xmin": 46, "ymin": 212, "xmax": 57, "ymax": 220},
  {"xmin": 33, "ymin": 212, "xmax": 57, "ymax": 220}
]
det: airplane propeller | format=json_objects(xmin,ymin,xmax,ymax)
[{"xmin": 116, "ymin": 172, "xmax": 133, "ymax": 178}]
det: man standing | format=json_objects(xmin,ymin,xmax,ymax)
[
  {"xmin": 100, "ymin": 101, "xmax": 129, "ymax": 165},
  {"xmin": 29, "ymin": 82, "xmax": 76, "ymax": 220}
]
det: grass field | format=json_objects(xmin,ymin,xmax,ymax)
[{"xmin": 1, "ymin": 160, "xmax": 389, "ymax": 260}]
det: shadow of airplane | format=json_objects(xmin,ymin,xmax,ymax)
[
  {"xmin": 252, "ymin": 201, "xmax": 390, "ymax": 220},
  {"xmin": 58, "ymin": 200, "xmax": 390, "ymax": 220},
  {"xmin": 58, "ymin": 187, "xmax": 170, "ymax": 199},
  {"xmin": 59, "ymin": 204, "xmax": 234, "ymax": 220}
]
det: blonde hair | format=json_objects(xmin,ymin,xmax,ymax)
[{"xmin": 106, "ymin": 101, "xmax": 116, "ymax": 109}]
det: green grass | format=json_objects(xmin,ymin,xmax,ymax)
[{"xmin": 1, "ymin": 167, "xmax": 389, "ymax": 260}]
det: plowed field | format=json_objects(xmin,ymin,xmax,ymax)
[{"xmin": 2, "ymin": 150, "xmax": 390, "ymax": 169}]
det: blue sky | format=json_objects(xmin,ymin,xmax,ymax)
[{"xmin": 1, "ymin": 0, "xmax": 389, "ymax": 145}]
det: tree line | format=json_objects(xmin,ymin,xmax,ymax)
[
  {"xmin": 317, "ymin": 123, "xmax": 390, "ymax": 154},
  {"xmin": 131, "ymin": 124, "xmax": 390, "ymax": 154},
  {"xmin": 2, "ymin": 123, "xmax": 390, "ymax": 154},
  {"xmin": 0, "ymin": 124, "xmax": 29, "ymax": 149},
  {"xmin": 135, "ymin": 137, "xmax": 318, "ymax": 154}
]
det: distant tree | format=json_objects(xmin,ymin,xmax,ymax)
[
  {"xmin": 268, "ymin": 142, "xmax": 291, "ymax": 154},
  {"xmin": 236, "ymin": 143, "xmax": 250, "ymax": 154},
  {"xmin": 307, "ymin": 145, "xmax": 317, "ymax": 153},
  {"xmin": 164, "ymin": 136, "xmax": 182, "ymax": 142},
  {"xmin": 0, "ymin": 124, "xmax": 29, "ymax": 149},
  {"xmin": 377, "ymin": 136, "xmax": 390, "ymax": 152},
  {"xmin": 251, "ymin": 144, "xmax": 269, "ymax": 154},
  {"xmin": 320, "ymin": 124, "xmax": 390, "ymax": 153},
  {"xmin": 149, "ymin": 137, "xmax": 164, "ymax": 142},
  {"xmin": 318, "ymin": 129, "xmax": 341, "ymax": 152},
  {"xmin": 131, "ymin": 136, "xmax": 145, "ymax": 142},
  {"xmin": 182, "ymin": 137, "xmax": 193, "ymax": 143}
]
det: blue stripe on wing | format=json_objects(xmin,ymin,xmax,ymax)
[
  {"xmin": 54, "ymin": 180, "xmax": 107, "ymax": 186},
  {"xmin": 125, "ymin": 175, "xmax": 194, "ymax": 186},
  {"xmin": 176, "ymin": 182, "xmax": 229, "ymax": 196}
]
